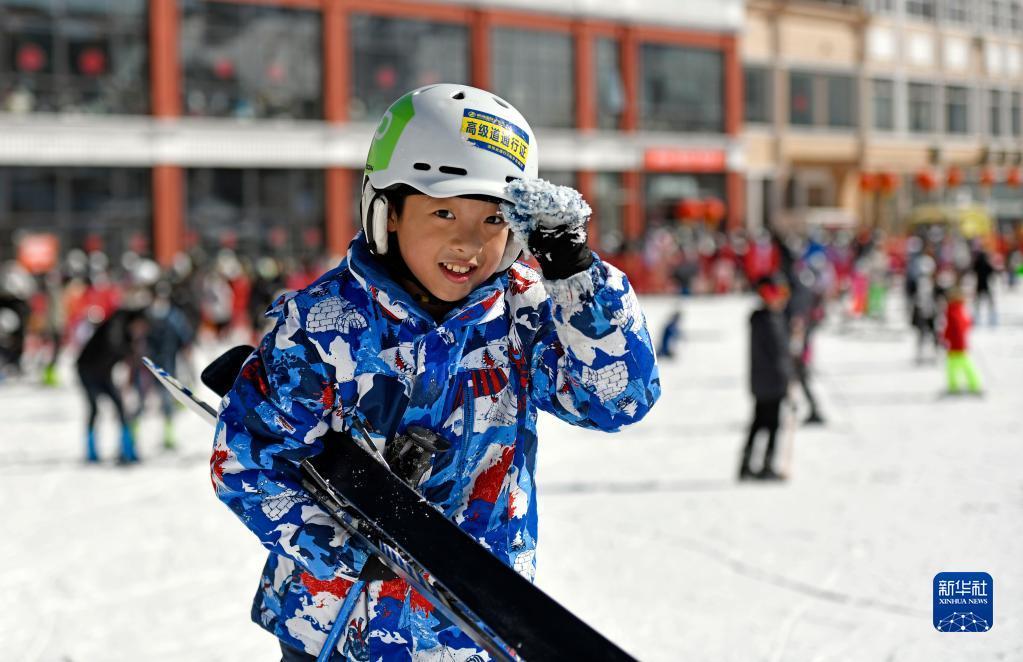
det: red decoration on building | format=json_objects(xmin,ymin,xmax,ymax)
[
  {"xmin": 303, "ymin": 227, "xmax": 322, "ymax": 247},
  {"xmin": 213, "ymin": 58, "xmax": 235, "ymax": 80},
  {"xmin": 129, "ymin": 233, "xmax": 149, "ymax": 254},
  {"xmin": 268, "ymin": 226, "xmax": 287, "ymax": 248},
  {"xmin": 644, "ymin": 148, "xmax": 726, "ymax": 173},
  {"xmin": 1006, "ymin": 167, "xmax": 1022, "ymax": 187},
  {"xmin": 859, "ymin": 172, "xmax": 878, "ymax": 192},
  {"xmin": 879, "ymin": 172, "xmax": 901, "ymax": 194},
  {"xmin": 915, "ymin": 170, "xmax": 938, "ymax": 191},
  {"xmin": 945, "ymin": 166, "xmax": 963, "ymax": 188},
  {"xmin": 375, "ymin": 66, "xmax": 397, "ymax": 90},
  {"xmin": 84, "ymin": 234, "xmax": 104, "ymax": 253},
  {"xmin": 17, "ymin": 43, "xmax": 46, "ymax": 73},
  {"xmin": 78, "ymin": 47, "xmax": 107, "ymax": 77},
  {"xmin": 266, "ymin": 62, "xmax": 285, "ymax": 83},
  {"xmin": 979, "ymin": 167, "xmax": 997, "ymax": 187},
  {"xmin": 703, "ymin": 197, "xmax": 726, "ymax": 223},
  {"xmin": 676, "ymin": 198, "xmax": 706, "ymax": 221}
]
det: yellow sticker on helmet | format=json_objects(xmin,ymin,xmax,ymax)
[{"xmin": 461, "ymin": 109, "xmax": 529, "ymax": 171}]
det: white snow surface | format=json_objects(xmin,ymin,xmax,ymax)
[{"xmin": 2, "ymin": 288, "xmax": 1022, "ymax": 661}]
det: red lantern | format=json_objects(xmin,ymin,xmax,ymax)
[
  {"xmin": 946, "ymin": 166, "xmax": 964, "ymax": 188},
  {"xmin": 979, "ymin": 167, "xmax": 997, "ymax": 187},
  {"xmin": 78, "ymin": 47, "xmax": 106, "ymax": 77},
  {"xmin": 915, "ymin": 170, "xmax": 938, "ymax": 191},
  {"xmin": 675, "ymin": 198, "xmax": 705, "ymax": 221},
  {"xmin": 213, "ymin": 58, "xmax": 235, "ymax": 79},
  {"xmin": 17, "ymin": 43, "xmax": 46, "ymax": 73},
  {"xmin": 1006, "ymin": 167, "xmax": 1022, "ymax": 187},
  {"xmin": 703, "ymin": 197, "xmax": 726, "ymax": 223},
  {"xmin": 266, "ymin": 62, "xmax": 285, "ymax": 83},
  {"xmin": 879, "ymin": 172, "xmax": 901, "ymax": 194},
  {"xmin": 859, "ymin": 173, "xmax": 878, "ymax": 192}
]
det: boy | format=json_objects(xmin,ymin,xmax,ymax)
[
  {"xmin": 212, "ymin": 85, "xmax": 660, "ymax": 661},
  {"xmin": 739, "ymin": 276, "xmax": 792, "ymax": 481}
]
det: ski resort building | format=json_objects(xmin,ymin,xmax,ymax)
[
  {"xmin": 0, "ymin": 0, "xmax": 743, "ymax": 290},
  {"xmin": 743, "ymin": 0, "xmax": 1023, "ymax": 236}
]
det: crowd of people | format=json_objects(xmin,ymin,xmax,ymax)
[
  {"xmin": 0, "ymin": 247, "xmax": 328, "ymax": 463},
  {"xmin": 0, "ymin": 222, "xmax": 1017, "ymax": 468},
  {"xmin": 652, "ymin": 224, "xmax": 1017, "ymax": 482}
]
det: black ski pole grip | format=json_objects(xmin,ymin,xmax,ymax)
[{"xmin": 201, "ymin": 344, "xmax": 255, "ymax": 397}]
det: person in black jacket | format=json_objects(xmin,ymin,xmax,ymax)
[
  {"xmin": 76, "ymin": 305, "xmax": 149, "ymax": 463},
  {"xmin": 739, "ymin": 276, "xmax": 793, "ymax": 481}
]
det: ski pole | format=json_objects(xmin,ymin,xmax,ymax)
[{"xmin": 317, "ymin": 579, "xmax": 365, "ymax": 662}]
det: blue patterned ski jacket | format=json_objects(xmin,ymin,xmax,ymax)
[{"xmin": 212, "ymin": 235, "xmax": 660, "ymax": 660}]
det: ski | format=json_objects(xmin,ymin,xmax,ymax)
[
  {"xmin": 143, "ymin": 354, "xmax": 636, "ymax": 662},
  {"xmin": 142, "ymin": 356, "xmax": 218, "ymax": 425}
]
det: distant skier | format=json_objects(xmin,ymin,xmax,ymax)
[
  {"xmin": 942, "ymin": 288, "xmax": 982, "ymax": 395},
  {"xmin": 910, "ymin": 255, "xmax": 940, "ymax": 363},
  {"xmin": 739, "ymin": 275, "xmax": 793, "ymax": 481},
  {"xmin": 211, "ymin": 85, "xmax": 660, "ymax": 660},
  {"xmin": 657, "ymin": 308, "xmax": 683, "ymax": 359},
  {"xmin": 972, "ymin": 246, "xmax": 997, "ymax": 326},
  {"xmin": 76, "ymin": 305, "xmax": 148, "ymax": 463},
  {"xmin": 144, "ymin": 281, "xmax": 195, "ymax": 449}
]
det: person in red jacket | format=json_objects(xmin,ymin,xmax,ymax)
[{"xmin": 942, "ymin": 288, "xmax": 982, "ymax": 394}]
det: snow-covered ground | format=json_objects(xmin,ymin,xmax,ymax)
[{"xmin": 2, "ymin": 286, "xmax": 1021, "ymax": 661}]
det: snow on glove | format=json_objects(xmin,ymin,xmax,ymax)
[{"xmin": 501, "ymin": 178, "xmax": 594, "ymax": 280}]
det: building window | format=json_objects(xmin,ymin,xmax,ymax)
[
  {"xmin": 1012, "ymin": 2, "xmax": 1022, "ymax": 30},
  {"xmin": 989, "ymin": 89, "xmax": 1003, "ymax": 135},
  {"xmin": 908, "ymin": 82, "xmax": 936, "ymax": 133},
  {"xmin": 945, "ymin": 85, "xmax": 969, "ymax": 134},
  {"xmin": 595, "ymin": 37, "xmax": 624, "ymax": 130},
  {"xmin": 0, "ymin": 167, "xmax": 151, "ymax": 261},
  {"xmin": 987, "ymin": 1, "xmax": 1006, "ymax": 29},
  {"xmin": 593, "ymin": 172, "xmax": 626, "ymax": 254},
  {"xmin": 826, "ymin": 74, "xmax": 856, "ymax": 127},
  {"xmin": 492, "ymin": 28, "xmax": 574, "ymax": 129},
  {"xmin": 1012, "ymin": 92, "xmax": 1021, "ymax": 136},
  {"xmin": 945, "ymin": 0, "xmax": 970, "ymax": 22},
  {"xmin": 0, "ymin": 1, "xmax": 148, "ymax": 114},
  {"xmin": 872, "ymin": 79, "xmax": 895, "ymax": 130},
  {"xmin": 744, "ymin": 66, "xmax": 772, "ymax": 124},
  {"xmin": 639, "ymin": 43, "xmax": 723, "ymax": 132},
  {"xmin": 182, "ymin": 2, "xmax": 322, "ymax": 119},
  {"xmin": 350, "ymin": 14, "xmax": 468, "ymax": 122},
  {"xmin": 789, "ymin": 71, "xmax": 815, "ymax": 126},
  {"xmin": 187, "ymin": 168, "xmax": 324, "ymax": 259},
  {"xmin": 906, "ymin": 0, "xmax": 937, "ymax": 19}
]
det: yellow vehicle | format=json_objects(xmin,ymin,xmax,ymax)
[{"xmin": 908, "ymin": 204, "xmax": 994, "ymax": 239}]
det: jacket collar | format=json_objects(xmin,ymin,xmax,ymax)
[{"xmin": 345, "ymin": 233, "xmax": 508, "ymax": 330}]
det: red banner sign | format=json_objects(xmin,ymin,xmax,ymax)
[{"xmin": 644, "ymin": 148, "xmax": 726, "ymax": 172}]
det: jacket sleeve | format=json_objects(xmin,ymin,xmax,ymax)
[
  {"xmin": 211, "ymin": 295, "xmax": 368, "ymax": 580},
  {"xmin": 527, "ymin": 256, "xmax": 660, "ymax": 431}
]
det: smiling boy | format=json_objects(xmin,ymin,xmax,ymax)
[{"xmin": 212, "ymin": 84, "xmax": 660, "ymax": 661}]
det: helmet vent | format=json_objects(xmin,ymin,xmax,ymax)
[
  {"xmin": 451, "ymin": 91, "xmax": 466, "ymax": 100},
  {"xmin": 439, "ymin": 166, "xmax": 468, "ymax": 176},
  {"xmin": 492, "ymin": 96, "xmax": 510, "ymax": 108},
  {"xmin": 413, "ymin": 162, "xmax": 431, "ymax": 171},
  {"xmin": 505, "ymin": 176, "xmax": 520, "ymax": 183}
]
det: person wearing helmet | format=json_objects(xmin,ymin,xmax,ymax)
[{"xmin": 212, "ymin": 85, "xmax": 660, "ymax": 661}]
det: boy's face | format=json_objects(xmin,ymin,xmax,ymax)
[{"xmin": 388, "ymin": 194, "xmax": 509, "ymax": 302}]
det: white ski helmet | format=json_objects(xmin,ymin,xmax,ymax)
[{"xmin": 361, "ymin": 84, "xmax": 539, "ymax": 271}]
